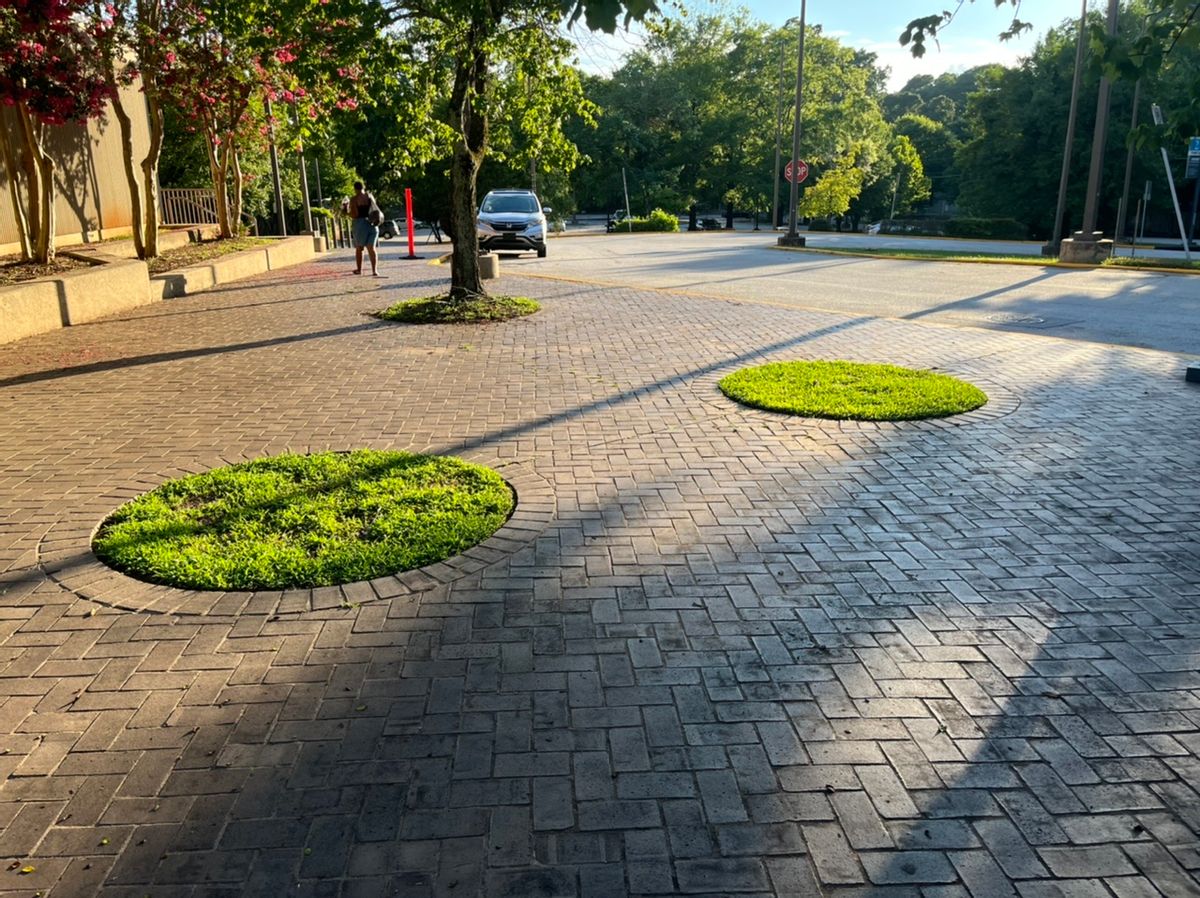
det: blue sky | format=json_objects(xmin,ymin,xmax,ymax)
[{"xmin": 573, "ymin": 0, "xmax": 1088, "ymax": 90}]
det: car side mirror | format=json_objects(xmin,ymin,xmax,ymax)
[{"xmin": 542, "ymin": 206, "xmax": 552, "ymax": 215}]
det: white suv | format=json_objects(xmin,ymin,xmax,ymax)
[{"xmin": 477, "ymin": 189, "xmax": 549, "ymax": 258}]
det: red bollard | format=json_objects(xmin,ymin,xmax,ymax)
[{"xmin": 405, "ymin": 188, "xmax": 418, "ymax": 259}]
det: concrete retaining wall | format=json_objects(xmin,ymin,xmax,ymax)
[
  {"xmin": 0, "ymin": 279, "xmax": 64, "ymax": 346},
  {"xmin": 2, "ymin": 235, "xmax": 320, "ymax": 346},
  {"xmin": 151, "ymin": 236, "xmax": 316, "ymax": 300}
]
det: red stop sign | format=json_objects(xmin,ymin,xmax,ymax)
[{"xmin": 785, "ymin": 160, "xmax": 809, "ymax": 184}]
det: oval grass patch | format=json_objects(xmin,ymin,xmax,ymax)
[
  {"xmin": 92, "ymin": 450, "xmax": 515, "ymax": 591},
  {"xmin": 718, "ymin": 360, "xmax": 987, "ymax": 421}
]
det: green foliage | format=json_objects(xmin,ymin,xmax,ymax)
[
  {"xmin": 879, "ymin": 217, "xmax": 1028, "ymax": 239},
  {"xmin": 92, "ymin": 450, "xmax": 515, "ymax": 590},
  {"xmin": 798, "ymin": 163, "xmax": 864, "ymax": 219},
  {"xmin": 620, "ymin": 208, "xmax": 679, "ymax": 232},
  {"xmin": 571, "ymin": 12, "xmax": 891, "ymax": 220},
  {"xmin": 376, "ymin": 295, "xmax": 540, "ymax": 323},
  {"xmin": 719, "ymin": 360, "xmax": 988, "ymax": 421},
  {"xmin": 943, "ymin": 217, "xmax": 1028, "ymax": 239}
]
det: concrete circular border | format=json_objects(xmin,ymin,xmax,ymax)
[
  {"xmin": 694, "ymin": 363, "xmax": 1020, "ymax": 432},
  {"xmin": 38, "ymin": 453, "xmax": 553, "ymax": 617}
]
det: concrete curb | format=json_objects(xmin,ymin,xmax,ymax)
[{"xmin": 769, "ymin": 243, "xmax": 1200, "ymax": 275}]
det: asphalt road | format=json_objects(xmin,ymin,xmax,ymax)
[{"xmin": 501, "ymin": 231, "xmax": 1200, "ymax": 356}]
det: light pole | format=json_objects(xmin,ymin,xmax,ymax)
[
  {"xmin": 1059, "ymin": 0, "xmax": 1120, "ymax": 263},
  {"xmin": 264, "ymin": 94, "xmax": 287, "ymax": 236},
  {"xmin": 1042, "ymin": 0, "xmax": 1087, "ymax": 257},
  {"xmin": 1151, "ymin": 104, "xmax": 1192, "ymax": 263},
  {"xmin": 771, "ymin": 41, "xmax": 785, "ymax": 229},
  {"xmin": 778, "ymin": 0, "xmax": 807, "ymax": 248}
]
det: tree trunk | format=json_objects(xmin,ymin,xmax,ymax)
[
  {"xmin": 447, "ymin": 44, "xmax": 490, "ymax": 300},
  {"xmin": 141, "ymin": 85, "xmax": 164, "ymax": 258},
  {"xmin": 724, "ymin": 201, "xmax": 734, "ymax": 230},
  {"xmin": 448, "ymin": 143, "xmax": 483, "ymax": 298},
  {"xmin": 230, "ymin": 141, "xmax": 244, "ymax": 234},
  {"xmin": 0, "ymin": 113, "xmax": 33, "ymax": 260},
  {"xmin": 206, "ymin": 131, "xmax": 232, "ymax": 238},
  {"xmin": 17, "ymin": 105, "xmax": 54, "ymax": 263},
  {"xmin": 108, "ymin": 87, "xmax": 146, "ymax": 259}
]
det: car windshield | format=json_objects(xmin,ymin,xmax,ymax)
[{"xmin": 481, "ymin": 194, "xmax": 538, "ymax": 214}]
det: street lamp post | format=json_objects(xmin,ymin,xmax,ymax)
[{"xmin": 777, "ymin": 0, "xmax": 807, "ymax": 248}]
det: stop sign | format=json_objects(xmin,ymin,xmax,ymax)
[{"xmin": 785, "ymin": 160, "xmax": 809, "ymax": 184}]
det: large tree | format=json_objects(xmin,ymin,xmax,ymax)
[
  {"xmin": 570, "ymin": 13, "xmax": 893, "ymax": 229},
  {"xmin": 381, "ymin": 0, "xmax": 658, "ymax": 299},
  {"xmin": 173, "ymin": 0, "xmax": 383, "ymax": 238}
]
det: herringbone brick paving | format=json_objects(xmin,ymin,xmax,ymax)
[{"xmin": 1, "ymin": 249, "xmax": 1199, "ymax": 896}]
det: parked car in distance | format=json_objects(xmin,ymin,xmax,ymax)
[
  {"xmin": 378, "ymin": 219, "xmax": 401, "ymax": 240},
  {"xmin": 866, "ymin": 221, "xmax": 882, "ymax": 235},
  {"xmin": 477, "ymin": 189, "xmax": 549, "ymax": 257}
]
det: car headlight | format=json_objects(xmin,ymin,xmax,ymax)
[
  {"xmin": 477, "ymin": 220, "xmax": 497, "ymax": 234},
  {"xmin": 525, "ymin": 221, "xmax": 544, "ymax": 236}
]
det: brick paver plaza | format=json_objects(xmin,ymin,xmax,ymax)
[{"xmin": 2, "ymin": 248, "xmax": 1199, "ymax": 897}]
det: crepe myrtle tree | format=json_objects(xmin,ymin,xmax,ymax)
[
  {"xmin": 173, "ymin": 0, "xmax": 383, "ymax": 238},
  {"xmin": 93, "ymin": 0, "xmax": 194, "ymax": 259},
  {"xmin": 383, "ymin": 0, "xmax": 658, "ymax": 300},
  {"xmin": 0, "ymin": 0, "xmax": 110, "ymax": 263}
]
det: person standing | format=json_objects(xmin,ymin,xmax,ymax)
[{"xmin": 342, "ymin": 181, "xmax": 382, "ymax": 276}]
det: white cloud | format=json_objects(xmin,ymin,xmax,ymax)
[{"xmin": 861, "ymin": 34, "xmax": 1035, "ymax": 91}]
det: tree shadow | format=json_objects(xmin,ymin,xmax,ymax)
[
  {"xmin": 4, "ymin": 325, "xmax": 1199, "ymax": 896},
  {"xmin": 0, "ymin": 321, "xmax": 389, "ymax": 389}
]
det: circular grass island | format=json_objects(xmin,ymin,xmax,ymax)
[
  {"xmin": 376, "ymin": 294, "xmax": 539, "ymax": 324},
  {"xmin": 718, "ymin": 360, "xmax": 987, "ymax": 421},
  {"xmin": 92, "ymin": 450, "xmax": 515, "ymax": 591}
]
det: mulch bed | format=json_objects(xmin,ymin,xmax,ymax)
[{"xmin": 0, "ymin": 255, "xmax": 93, "ymax": 287}]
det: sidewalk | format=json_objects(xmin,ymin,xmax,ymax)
[{"xmin": 1, "ymin": 249, "xmax": 1198, "ymax": 896}]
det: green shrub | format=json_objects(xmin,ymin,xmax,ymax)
[
  {"xmin": 807, "ymin": 219, "xmax": 834, "ymax": 231},
  {"xmin": 879, "ymin": 217, "xmax": 1028, "ymax": 240},
  {"xmin": 625, "ymin": 208, "xmax": 679, "ymax": 232},
  {"xmin": 944, "ymin": 218, "xmax": 1027, "ymax": 240}
]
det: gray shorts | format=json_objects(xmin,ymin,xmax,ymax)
[{"xmin": 352, "ymin": 218, "xmax": 378, "ymax": 248}]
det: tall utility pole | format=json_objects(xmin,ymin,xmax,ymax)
[
  {"xmin": 1059, "ymin": 0, "xmax": 1120, "ymax": 263},
  {"xmin": 778, "ymin": 0, "xmax": 807, "ymax": 248},
  {"xmin": 1042, "ymin": 0, "xmax": 1088, "ymax": 257},
  {"xmin": 1115, "ymin": 80, "xmax": 1142, "ymax": 243},
  {"xmin": 264, "ymin": 95, "xmax": 287, "ymax": 236},
  {"xmin": 771, "ymin": 41, "xmax": 786, "ymax": 229}
]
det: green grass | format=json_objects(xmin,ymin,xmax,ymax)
[
  {"xmin": 787, "ymin": 246, "xmax": 1050, "ymax": 265},
  {"xmin": 1103, "ymin": 255, "xmax": 1200, "ymax": 272},
  {"xmin": 92, "ymin": 450, "xmax": 514, "ymax": 591},
  {"xmin": 782, "ymin": 244, "xmax": 1199, "ymax": 273},
  {"xmin": 719, "ymin": 360, "xmax": 987, "ymax": 421},
  {"xmin": 377, "ymin": 294, "xmax": 540, "ymax": 323}
]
